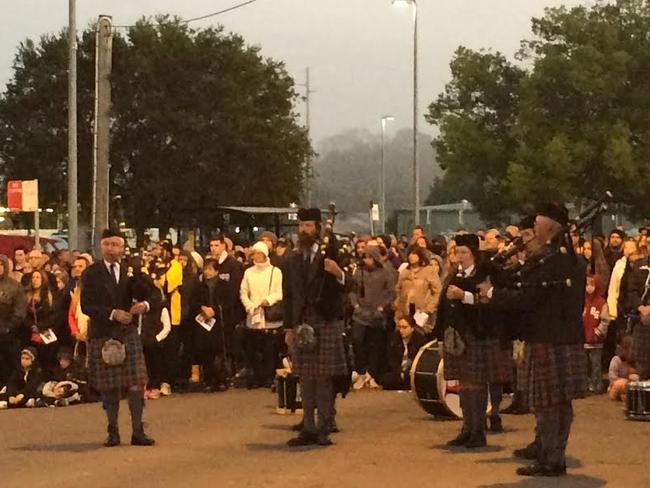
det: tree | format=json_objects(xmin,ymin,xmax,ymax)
[
  {"xmin": 425, "ymin": 47, "xmax": 525, "ymax": 221},
  {"xmin": 311, "ymin": 128, "xmax": 439, "ymax": 216},
  {"xmin": 426, "ymin": 0, "xmax": 650, "ymax": 220},
  {"xmin": 0, "ymin": 17, "xmax": 312, "ymax": 234}
]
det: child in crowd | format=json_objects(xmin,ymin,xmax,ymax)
[
  {"xmin": 0, "ymin": 348, "xmax": 43, "ymax": 409},
  {"xmin": 41, "ymin": 347, "xmax": 87, "ymax": 406},
  {"xmin": 140, "ymin": 262, "xmax": 172, "ymax": 400},
  {"xmin": 583, "ymin": 274, "xmax": 610, "ymax": 394},
  {"xmin": 608, "ymin": 336, "xmax": 637, "ymax": 401}
]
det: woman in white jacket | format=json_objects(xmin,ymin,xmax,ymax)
[{"xmin": 240, "ymin": 241, "xmax": 283, "ymax": 388}]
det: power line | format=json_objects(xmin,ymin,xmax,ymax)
[{"xmin": 113, "ymin": 0, "xmax": 259, "ymax": 30}]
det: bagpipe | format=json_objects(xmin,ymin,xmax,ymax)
[{"xmin": 490, "ymin": 191, "xmax": 613, "ymax": 290}]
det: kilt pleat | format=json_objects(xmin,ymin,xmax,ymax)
[
  {"xmin": 444, "ymin": 331, "xmax": 512, "ymax": 384},
  {"xmin": 293, "ymin": 320, "xmax": 347, "ymax": 379},
  {"xmin": 88, "ymin": 329, "xmax": 148, "ymax": 393},
  {"xmin": 525, "ymin": 342, "xmax": 586, "ymax": 409}
]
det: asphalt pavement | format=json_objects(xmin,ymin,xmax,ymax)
[{"xmin": 0, "ymin": 388, "xmax": 648, "ymax": 488}]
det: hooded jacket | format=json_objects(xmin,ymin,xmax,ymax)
[
  {"xmin": 0, "ymin": 255, "xmax": 27, "ymax": 340},
  {"xmin": 583, "ymin": 275, "xmax": 609, "ymax": 347}
]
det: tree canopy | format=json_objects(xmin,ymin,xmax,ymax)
[
  {"xmin": 0, "ymin": 17, "xmax": 312, "ymax": 232},
  {"xmin": 426, "ymin": 0, "xmax": 650, "ymax": 221}
]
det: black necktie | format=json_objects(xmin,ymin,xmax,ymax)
[{"xmin": 110, "ymin": 263, "xmax": 118, "ymax": 284}]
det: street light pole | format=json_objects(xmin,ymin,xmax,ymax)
[
  {"xmin": 380, "ymin": 116, "xmax": 394, "ymax": 234},
  {"xmin": 67, "ymin": 0, "xmax": 78, "ymax": 250},
  {"xmin": 392, "ymin": 0, "xmax": 419, "ymax": 225}
]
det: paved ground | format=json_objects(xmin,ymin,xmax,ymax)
[{"xmin": 0, "ymin": 389, "xmax": 648, "ymax": 488}]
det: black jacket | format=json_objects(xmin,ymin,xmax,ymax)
[
  {"xmin": 214, "ymin": 255, "xmax": 244, "ymax": 326},
  {"xmin": 81, "ymin": 261, "xmax": 159, "ymax": 339},
  {"xmin": 0, "ymin": 255, "xmax": 26, "ymax": 340},
  {"xmin": 282, "ymin": 245, "xmax": 345, "ymax": 327},
  {"xmin": 386, "ymin": 329, "xmax": 426, "ymax": 374},
  {"xmin": 7, "ymin": 366, "xmax": 42, "ymax": 399},
  {"xmin": 491, "ymin": 245, "xmax": 586, "ymax": 344}
]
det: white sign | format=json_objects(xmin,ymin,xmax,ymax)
[
  {"xmin": 371, "ymin": 203, "xmax": 380, "ymax": 222},
  {"xmin": 22, "ymin": 180, "xmax": 39, "ymax": 212}
]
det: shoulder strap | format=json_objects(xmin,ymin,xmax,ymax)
[{"xmin": 268, "ymin": 267, "xmax": 275, "ymax": 295}]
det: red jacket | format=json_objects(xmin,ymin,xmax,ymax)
[{"xmin": 583, "ymin": 275, "xmax": 608, "ymax": 345}]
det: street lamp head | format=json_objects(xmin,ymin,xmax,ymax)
[
  {"xmin": 392, "ymin": 0, "xmax": 414, "ymax": 8},
  {"xmin": 382, "ymin": 115, "xmax": 395, "ymax": 122}
]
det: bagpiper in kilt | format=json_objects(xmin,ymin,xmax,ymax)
[
  {"xmin": 283, "ymin": 208, "xmax": 348, "ymax": 448},
  {"xmin": 81, "ymin": 229, "xmax": 160, "ymax": 448},
  {"xmin": 436, "ymin": 233, "xmax": 511, "ymax": 449},
  {"xmin": 624, "ymin": 260, "xmax": 650, "ymax": 380},
  {"xmin": 486, "ymin": 203, "xmax": 587, "ymax": 478}
]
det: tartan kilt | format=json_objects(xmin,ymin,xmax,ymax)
[
  {"xmin": 525, "ymin": 342, "xmax": 586, "ymax": 409},
  {"xmin": 444, "ymin": 331, "xmax": 512, "ymax": 384},
  {"xmin": 631, "ymin": 323, "xmax": 650, "ymax": 368},
  {"xmin": 293, "ymin": 320, "xmax": 347, "ymax": 379},
  {"xmin": 88, "ymin": 329, "xmax": 148, "ymax": 393}
]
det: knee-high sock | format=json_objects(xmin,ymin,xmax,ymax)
[
  {"xmin": 102, "ymin": 391, "xmax": 120, "ymax": 432},
  {"xmin": 128, "ymin": 390, "xmax": 145, "ymax": 436}
]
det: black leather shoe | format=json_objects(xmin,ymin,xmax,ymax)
[
  {"xmin": 446, "ymin": 431, "xmax": 471, "ymax": 447},
  {"xmin": 287, "ymin": 432, "xmax": 318, "ymax": 447},
  {"xmin": 513, "ymin": 443, "xmax": 538, "ymax": 460},
  {"xmin": 465, "ymin": 432, "xmax": 487, "ymax": 449},
  {"xmin": 489, "ymin": 416, "xmax": 504, "ymax": 433},
  {"xmin": 517, "ymin": 463, "xmax": 566, "ymax": 477},
  {"xmin": 317, "ymin": 435, "xmax": 333, "ymax": 446},
  {"xmin": 104, "ymin": 432, "xmax": 121, "ymax": 447},
  {"xmin": 131, "ymin": 433, "xmax": 156, "ymax": 446}
]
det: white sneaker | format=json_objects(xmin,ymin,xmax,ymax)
[
  {"xmin": 352, "ymin": 372, "xmax": 367, "ymax": 390},
  {"xmin": 367, "ymin": 376, "xmax": 380, "ymax": 389},
  {"xmin": 351, "ymin": 371, "xmax": 360, "ymax": 383},
  {"xmin": 0, "ymin": 401, "xmax": 7, "ymax": 409},
  {"xmin": 160, "ymin": 383, "xmax": 172, "ymax": 396}
]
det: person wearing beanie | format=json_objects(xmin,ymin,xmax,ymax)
[
  {"xmin": 239, "ymin": 241, "xmax": 283, "ymax": 388},
  {"xmin": 604, "ymin": 229, "xmax": 626, "ymax": 272},
  {"xmin": 478, "ymin": 204, "xmax": 586, "ymax": 477},
  {"xmin": 0, "ymin": 348, "xmax": 43, "ymax": 408},
  {"xmin": 349, "ymin": 244, "xmax": 395, "ymax": 390}
]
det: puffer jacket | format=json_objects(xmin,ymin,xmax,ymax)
[{"xmin": 0, "ymin": 255, "xmax": 27, "ymax": 340}]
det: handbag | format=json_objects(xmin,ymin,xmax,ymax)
[
  {"xmin": 102, "ymin": 338, "xmax": 126, "ymax": 366},
  {"xmin": 263, "ymin": 267, "xmax": 284, "ymax": 323}
]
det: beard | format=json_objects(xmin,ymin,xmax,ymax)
[{"xmin": 298, "ymin": 230, "xmax": 318, "ymax": 249}]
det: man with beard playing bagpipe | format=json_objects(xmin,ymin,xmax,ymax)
[
  {"xmin": 435, "ymin": 233, "xmax": 511, "ymax": 449},
  {"xmin": 283, "ymin": 208, "xmax": 347, "ymax": 447},
  {"xmin": 478, "ymin": 203, "xmax": 587, "ymax": 477}
]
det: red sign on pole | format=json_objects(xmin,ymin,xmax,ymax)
[{"xmin": 7, "ymin": 180, "xmax": 22, "ymax": 211}]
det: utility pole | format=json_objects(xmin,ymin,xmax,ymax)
[
  {"xmin": 67, "ymin": 0, "xmax": 78, "ymax": 251},
  {"xmin": 298, "ymin": 67, "xmax": 315, "ymax": 206},
  {"xmin": 91, "ymin": 16, "xmax": 113, "ymax": 255}
]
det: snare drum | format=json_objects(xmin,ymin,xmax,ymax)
[
  {"xmin": 275, "ymin": 373, "xmax": 302, "ymax": 415},
  {"xmin": 625, "ymin": 381, "xmax": 650, "ymax": 421},
  {"xmin": 410, "ymin": 340, "xmax": 462, "ymax": 419}
]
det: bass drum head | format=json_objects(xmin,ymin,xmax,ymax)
[{"xmin": 410, "ymin": 340, "xmax": 462, "ymax": 419}]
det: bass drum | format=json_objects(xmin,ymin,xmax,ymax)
[{"xmin": 410, "ymin": 340, "xmax": 462, "ymax": 419}]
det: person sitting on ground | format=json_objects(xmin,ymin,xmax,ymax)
[
  {"xmin": 0, "ymin": 347, "xmax": 43, "ymax": 409},
  {"xmin": 42, "ymin": 347, "xmax": 86, "ymax": 406},
  {"xmin": 379, "ymin": 317, "xmax": 426, "ymax": 390},
  {"xmin": 608, "ymin": 336, "xmax": 636, "ymax": 401}
]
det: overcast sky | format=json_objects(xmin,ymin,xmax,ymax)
[{"xmin": 1, "ymin": 0, "xmax": 590, "ymax": 147}]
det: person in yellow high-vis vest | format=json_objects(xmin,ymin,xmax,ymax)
[{"xmin": 159, "ymin": 241, "xmax": 183, "ymax": 395}]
